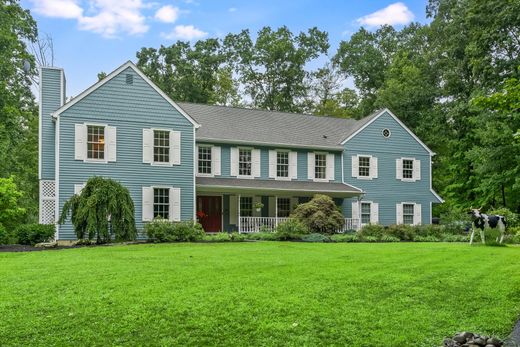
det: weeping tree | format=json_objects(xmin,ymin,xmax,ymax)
[
  {"xmin": 59, "ymin": 177, "xmax": 136, "ymax": 243},
  {"xmin": 291, "ymin": 194, "xmax": 344, "ymax": 234}
]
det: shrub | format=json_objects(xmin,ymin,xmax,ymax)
[
  {"xmin": 229, "ymin": 232, "xmax": 247, "ymax": 242},
  {"xmin": 330, "ymin": 234, "xmax": 358, "ymax": 242},
  {"xmin": 291, "ymin": 194, "xmax": 344, "ymax": 234},
  {"xmin": 245, "ymin": 232, "xmax": 279, "ymax": 241},
  {"xmin": 275, "ymin": 219, "xmax": 309, "ymax": 240},
  {"xmin": 414, "ymin": 224, "xmax": 446, "ymax": 238},
  {"xmin": 487, "ymin": 207, "xmax": 519, "ymax": 229},
  {"xmin": 441, "ymin": 234, "xmax": 469, "ymax": 242},
  {"xmin": 362, "ymin": 236, "xmax": 378, "ymax": 242},
  {"xmin": 300, "ymin": 233, "xmax": 330, "ymax": 242},
  {"xmin": 0, "ymin": 224, "xmax": 14, "ymax": 245},
  {"xmin": 59, "ymin": 177, "xmax": 136, "ymax": 243},
  {"xmin": 145, "ymin": 219, "xmax": 204, "ymax": 242},
  {"xmin": 0, "ymin": 176, "xmax": 26, "ymax": 233},
  {"xmin": 357, "ymin": 224, "xmax": 385, "ymax": 239},
  {"xmin": 384, "ymin": 224, "xmax": 416, "ymax": 241},
  {"xmin": 380, "ymin": 235, "xmax": 400, "ymax": 242},
  {"xmin": 413, "ymin": 235, "xmax": 440, "ymax": 242},
  {"xmin": 203, "ymin": 232, "xmax": 231, "ymax": 242},
  {"xmin": 14, "ymin": 224, "xmax": 55, "ymax": 245}
]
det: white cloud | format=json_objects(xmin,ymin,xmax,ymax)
[
  {"xmin": 228, "ymin": 7, "xmax": 236, "ymax": 12},
  {"xmin": 356, "ymin": 2, "xmax": 414, "ymax": 27},
  {"xmin": 30, "ymin": 0, "xmax": 149, "ymax": 38},
  {"xmin": 31, "ymin": 0, "xmax": 83, "ymax": 19},
  {"xmin": 161, "ymin": 25, "xmax": 207, "ymax": 40},
  {"xmin": 155, "ymin": 5, "xmax": 179, "ymax": 23}
]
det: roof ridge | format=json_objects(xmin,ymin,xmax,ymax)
[{"xmin": 176, "ymin": 101, "xmax": 358, "ymax": 123}]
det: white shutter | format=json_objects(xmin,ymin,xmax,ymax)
[
  {"xmin": 142, "ymin": 187, "xmax": 154, "ymax": 221},
  {"xmin": 351, "ymin": 201, "xmax": 359, "ymax": 220},
  {"xmin": 142, "ymin": 129, "xmax": 153, "ymax": 164},
  {"xmin": 106, "ymin": 126, "xmax": 117, "ymax": 162},
  {"xmin": 326, "ymin": 153, "xmax": 335, "ymax": 181},
  {"xmin": 351, "ymin": 155, "xmax": 358, "ymax": 178},
  {"xmin": 229, "ymin": 195, "xmax": 237, "ymax": 224},
  {"xmin": 212, "ymin": 146, "xmax": 221, "ymax": 176},
  {"xmin": 414, "ymin": 203, "xmax": 422, "ymax": 225},
  {"xmin": 307, "ymin": 152, "xmax": 315, "ymax": 179},
  {"xmin": 290, "ymin": 197, "xmax": 299, "ymax": 212},
  {"xmin": 269, "ymin": 150, "xmax": 276, "ymax": 178},
  {"xmin": 74, "ymin": 183, "xmax": 85, "ymax": 195},
  {"xmin": 268, "ymin": 196, "xmax": 276, "ymax": 217},
  {"xmin": 371, "ymin": 202, "xmax": 379, "ymax": 224},
  {"xmin": 170, "ymin": 187, "xmax": 181, "ymax": 221},
  {"xmin": 252, "ymin": 149, "xmax": 261, "ymax": 177},
  {"xmin": 230, "ymin": 148, "xmax": 238, "ymax": 176},
  {"xmin": 370, "ymin": 157, "xmax": 378, "ymax": 179},
  {"xmin": 414, "ymin": 159, "xmax": 421, "ymax": 181},
  {"xmin": 289, "ymin": 151, "xmax": 298, "ymax": 179},
  {"xmin": 74, "ymin": 124, "xmax": 87, "ymax": 160},
  {"xmin": 253, "ymin": 196, "xmax": 262, "ymax": 216},
  {"xmin": 170, "ymin": 131, "xmax": 181, "ymax": 165},
  {"xmin": 396, "ymin": 203, "xmax": 403, "ymax": 224},
  {"xmin": 396, "ymin": 158, "xmax": 403, "ymax": 180}
]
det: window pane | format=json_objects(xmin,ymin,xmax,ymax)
[
  {"xmin": 358, "ymin": 156, "xmax": 370, "ymax": 177},
  {"xmin": 153, "ymin": 188, "xmax": 170, "ymax": 219},
  {"xmin": 402, "ymin": 159, "xmax": 414, "ymax": 179},
  {"xmin": 361, "ymin": 202, "xmax": 371, "ymax": 224},
  {"xmin": 314, "ymin": 154, "xmax": 327, "ymax": 179},
  {"xmin": 277, "ymin": 151, "xmax": 289, "ymax": 177},
  {"xmin": 239, "ymin": 149, "xmax": 252, "ymax": 176},
  {"xmin": 277, "ymin": 198, "xmax": 291, "ymax": 217},
  {"xmin": 87, "ymin": 125, "xmax": 105, "ymax": 160},
  {"xmin": 198, "ymin": 146, "xmax": 212, "ymax": 174},
  {"xmin": 240, "ymin": 197, "xmax": 253, "ymax": 217},
  {"xmin": 403, "ymin": 203, "xmax": 414, "ymax": 225},
  {"xmin": 153, "ymin": 130, "xmax": 170, "ymax": 163}
]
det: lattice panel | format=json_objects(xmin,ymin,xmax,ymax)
[
  {"xmin": 40, "ymin": 199, "xmax": 55, "ymax": 224},
  {"xmin": 40, "ymin": 180, "xmax": 56, "ymax": 198}
]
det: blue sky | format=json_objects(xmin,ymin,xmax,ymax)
[{"xmin": 23, "ymin": 0, "xmax": 430, "ymax": 96}]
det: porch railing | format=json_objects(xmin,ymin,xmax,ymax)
[{"xmin": 238, "ymin": 217, "xmax": 360, "ymax": 233}]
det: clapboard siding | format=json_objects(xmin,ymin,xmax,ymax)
[
  {"xmin": 40, "ymin": 68, "xmax": 63, "ymax": 179},
  {"xmin": 343, "ymin": 111, "xmax": 438, "ymax": 225},
  {"xmin": 196, "ymin": 142, "xmax": 342, "ymax": 182},
  {"xmin": 58, "ymin": 67, "xmax": 195, "ymax": 240}
]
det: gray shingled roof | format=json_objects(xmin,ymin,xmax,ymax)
[
  {"xmin": 196, "ymin": 177, "xmax": 363, "ymax": 197},
  {"xmin": 177, "ymin": 102, "xmax": 380, "ymax": 150}
]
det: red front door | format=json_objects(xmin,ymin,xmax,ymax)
[{"xmin": 197, "ymin": 196, "xmax": 222, "ymax": 233}]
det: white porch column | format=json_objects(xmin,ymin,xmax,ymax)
[
  {"xmin": 238, "ymin": 194, "xmax": 241, "ymax": 233},
  {"xmin": 275, "ymin": 196, "xmax": 278, "ymax": 228},
  {"xmin": 357, "ymin": 195, "xmax": 362, "ymax": 230}
]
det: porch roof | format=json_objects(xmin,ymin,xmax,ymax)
[{"xmin": 196, "ymin": 177, "xmax": 363, "ymax": 198}]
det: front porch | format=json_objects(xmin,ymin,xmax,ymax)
[{"xmin": 196, "ymin": 177, "xmax": 363, "ymax": 233}]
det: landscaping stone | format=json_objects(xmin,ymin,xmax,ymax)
[
  {"xmin": 35, "ymin": 241, "xmax": 57, "ymax": 248},
  {"xmin": 441, "ymin": 332, "xmax": 510, "ymax": 347}
]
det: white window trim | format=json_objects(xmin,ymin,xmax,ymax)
[
  {"xmin": 83, "ymin": 122, "xmax": 109, "ymax": 164},
  {"xmin": 399, "ymin": 157, "xmax": 417, "ymax": 182},
  {"xmin": 275, "ymin": 149, "xmax": 291, "ymax": 181},
  {"xmin": 237, "ymin": 146, "xmax": 254, "ymax": 179},
  {"xmin": 356, "ymin": 154, "xmax": 373, "ymax": 180},
  {"xmin": 399, "ymin": 201, "xmax": 421, "ymax": 226},
  {"xmin": 196, "ymin": 144, "xmax": 214, "ymax": 177},
  {"xmin": 360, "ymin": 200, "xmax": 372, "ymax": 226},
  {"xmin": 313, "ymin": 151, "xmax": 328, "ymax": 182},
  {"xmin": 150, "ymin": 127, "xmax": 175, "ymax": 167}
]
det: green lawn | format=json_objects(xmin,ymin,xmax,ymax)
[{"xmin": 1, "ymin": 243, "xmax": 519, "ymax": 346}]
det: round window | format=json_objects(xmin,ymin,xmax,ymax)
[{"xmin": 382, "ymin": 128, "xmax": 391, "ymax": 138}]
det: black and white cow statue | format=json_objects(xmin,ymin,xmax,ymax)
[{"xmin": 468, "ymin": 208, "xmax": 506, "ymax": 244}]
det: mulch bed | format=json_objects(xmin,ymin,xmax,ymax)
[{"xmin": 0, "ymin": 244, "xmax": 80, "ymax": 252}]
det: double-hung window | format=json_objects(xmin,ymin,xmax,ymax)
[
  {"xmin": 361, "ymin": 202, "xmax": 371, "ymax": 224},
  {"xmin": 402, "ymin": 203, "xmax": 415, "ymax": 225},
  {"xmin": 402, "ymin": 159, "xmax": 414, "ymax": 179},
  {"xmin": 314, "ymin": 153, "xmax": 327, "ymax": 179},
  {"xmin": 239, "ymin": 149, "xmax": 252, "ymax": 176},
  {"xmin": 276, "ymin": 151, "xmax": 289, "ymax": 178},
  {"xmin": 153, "ymin": 188, "xmax": 170, "ymax": 219},
  {"xmin": 87, "ymin": 125, "xmax": 105, "ymax": 160},
  {"xmin": 153, "ymin": 130, "xmax": 170, "ymax": 163},
  {"xmin": 358, "ymin": 156, "xmax": 370, "ymax": 177},
  {"xmin": 240, "ymin": 197, "xmax": 253, "ymax": 217},
  {"xmin": 198, "ymin": 146, "xmax": 212, "ymax": 174},
  {"xmin": 277, "ymin": 198, "xmax": 291, "ymax": 217}
]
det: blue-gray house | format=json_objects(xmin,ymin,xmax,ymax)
[{"xmin": 39, "ymin": 61, "xmax": 443, "ymax": 240}]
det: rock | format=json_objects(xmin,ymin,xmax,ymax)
[
  {"xmin": 474, "ymin": 337, "xmax": 488, "ymax": 346},
  {"xmin": 454, "ymin": 335, "xmax": 468, "ymax": 344},
  {"xmin": 463, "ymin": 332, "xmax": 476, "ymax": 340},
  {"xmin": 35, "ymin": 241, "xmax": 57, "ymax": 248},
  {"xmin": 487, "ymin": 337, "xmax": 502, "ymax": 346}
]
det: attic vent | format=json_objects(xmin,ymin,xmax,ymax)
[{"xmin": 125, "ymin": 74, "xmax": 133, "ymax": 85}]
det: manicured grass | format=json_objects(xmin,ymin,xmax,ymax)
[{"xmin": 1, "ymin": 243, "xmax": 519, "ymax": 346}]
